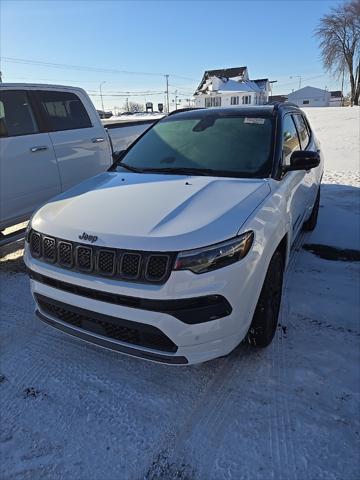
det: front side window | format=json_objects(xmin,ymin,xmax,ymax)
[
  {"xmin": 116, "ymin": 112, "xmax": 274, "ymax": 178},
  {"xmin": 302, "ymin": 100, "xmax": 309, "ymax": 105},
  {"xmin": 293, "ymin": 114, "xmax": 310, "ymax": 150},
  {"xmin": 282, "ymin": 115, "xmax": 300, "ymax": 165},
  {"xmin": 36, "ymin": 91, "xmax": 92, "ymax": 131},
  {"xmin": 0, "ymin": 90, "xmax": 38, "ymax": 137},
  {"xmin": 242, "ymin": 96, "xmax": 251, "ymax": 105},
  {"xmin": 230, "ymin": 96, "xmax": 239, "ymax": 105}
]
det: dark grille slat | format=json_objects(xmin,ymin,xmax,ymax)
[
  {"xmin": 58, "ymin": 241, "xmax": 73, "ymax": 267},
  {"xmin": 77, "ymin": 246, "xmax": 93, "ymax": 272},
  {"xmin": 146, "ymin": 255, "xmax": 169, "ymax": 281},
  {"xmin": 30, "ymin": 232, "xmax": 41, "ymax": 257},
  {"xmin": 121, "ymin": 253, "xmax": 141, "ymax": 279},
  {"xmin": 27, "ymin": 230, "xmax": 173, "ymax": 284},
  {"xmin": 43, "ymin": 237, "xmax": 56, "ymax": 262},
  {"xmin": 98, "ymin": 250, "xmax": 116, "ymax": 275}
]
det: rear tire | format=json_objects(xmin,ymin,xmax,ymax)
[
  {"xmin": 303, "ymin": 187, "xmax": 320, "ymax": 231},
  {"xmin": 246, "ymin": 250, "xmax": 284, "ymax": 348}
]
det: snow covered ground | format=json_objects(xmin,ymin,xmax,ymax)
[
  {"xmin": 1, "ymin": 108, "xmax": 359, "ymax": 480},
  {"xmin": 303, "ymin": 106, "xmax": 360, "ymax": 171}
]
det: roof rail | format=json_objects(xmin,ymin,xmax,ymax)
[
  {"xmin": 167, "ymin": 107, "xmax": 203, "ymax": 116},
  {"xmin": 266, "ymin": 101, "xmax": 300, "ymax": 110}
]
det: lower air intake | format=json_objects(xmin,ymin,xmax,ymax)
[{"xmin": 36, "ymin": 295, "xmax": 177, "ymax": 353}]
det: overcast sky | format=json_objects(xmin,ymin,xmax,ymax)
[{"xmin": 0, "ymin": 0, "xmax": 344, "ymax": 110}]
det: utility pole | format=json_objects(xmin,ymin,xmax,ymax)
[
  {"xmin": 99, "ymin": 81, "xmax": 106, "ymax": 113},
  {"xmin": 165, "ymin": 74, "xmax": 170, "ymax": 113},
  {"xmin": 0, "ymin": 71, "xmax": 2, "ymax": 83}
]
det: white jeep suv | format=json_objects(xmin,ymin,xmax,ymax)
[{"xmin": 24, "ymin": 103, "xmax": 323, "ymax": 365}]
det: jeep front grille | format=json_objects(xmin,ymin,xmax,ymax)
[{"xmin": 28, "ymin": 230, "xmax": 174, "ymax": 284}]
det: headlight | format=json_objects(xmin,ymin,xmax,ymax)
[{"xmin": 173, "ymin": 231, "xmax": 254, "ymax": 274}]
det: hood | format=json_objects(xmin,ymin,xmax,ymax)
[{"xmin": 32, "ymin": 172, "xmax": 270, "ymax": 251}]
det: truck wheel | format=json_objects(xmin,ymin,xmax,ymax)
[
  {"xmin": 246, "ymin": 250, "xmax": 284, "ymax": 348},
  {"xmin": 303, "ymin": 187, "xmax": 320, "ymax": 231}
]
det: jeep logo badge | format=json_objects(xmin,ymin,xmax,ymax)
[{"xmin": 79, "ymin": 232, "xmax": 98, "ymax": 243}]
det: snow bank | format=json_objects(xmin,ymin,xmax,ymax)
[{"xmin": 303, "ymin": 106, "xmax": 360, "ymax": 172}]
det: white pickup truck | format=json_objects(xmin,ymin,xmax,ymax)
[
  {"xmin": 25, "ymin": 103, "xmax": 324, "ymax": 365},
  {"xmin": 0, "ymin": 83, "xmax": 157, "ymax": 246}
]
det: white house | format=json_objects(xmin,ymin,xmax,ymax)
[
  {"xmin": 287, "ymin": 86, "xmax": 331, "ymax": 107},
  {"xmin": 193, "ymin": 67, "xmax": 270, "ymax": 108}
]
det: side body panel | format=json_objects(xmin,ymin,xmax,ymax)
[{"xmin": 43, "ymin": 89, "xmax": 112, "ymax": 191}]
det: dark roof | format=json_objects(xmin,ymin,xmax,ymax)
[
  {"xmin": 195, "ymin": 66, "xmax": 247, "ymax": 95},
  {"xmin": 165, "ymin": 104, "xmax": 302, "ymax": 121},
  {"xmin": 165, "ymin": 106, "xmax": 274, "ymax": 120},
  {"xmin": 330, "ymin": 90, "xmax": 342, "ymax": 97},
  {"xmin": 269, "ymin": 95, "xmax": 288, "ymax": 102}
]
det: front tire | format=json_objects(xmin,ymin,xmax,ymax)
[{"xmin": 246, "ymin": 250, "xmax": 284, "ymax": 348}]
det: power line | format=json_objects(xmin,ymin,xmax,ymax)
[
  {"xmin": 0, "ymin": 56, "xmax": 198, "ymax": 82},
  {"xmin": 88, "ymin": 91, "xmax": 188, "ymax": 97},
  {"xmin": 275, "ymin": 74, "xmax": 325, "ymax": 89}
]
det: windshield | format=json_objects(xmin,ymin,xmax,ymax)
[{"xmin": 115, "ymin": 112, "xmax": 274, "ymax": 178}]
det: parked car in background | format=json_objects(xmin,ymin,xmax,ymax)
[
  {"xmin": 0, "ymin": 84, "xmax": 158, "ymax": 246},
  {"xmin": 25, "ymin": 103, "xmax": 323, "ymax": 365},
  {"xmin": 96, "ymin": 110, "xmax": 113, "ymax": 119},
  {"xmin": 103, "ymin": 115, "xmax": 163, "ymax": 151}
]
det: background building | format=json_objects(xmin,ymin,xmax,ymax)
[
  {"xmin": 287, "ymin": 86, "xmax": 336, "ymax": 107},
  {"xmin": 193, "ymin": 67, "xmax": 270, "ymax": 108}
]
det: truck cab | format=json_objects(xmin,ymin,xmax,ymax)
[{"xmin": 0, "ymin": 84, "xmax": 112, "ymax": 243}]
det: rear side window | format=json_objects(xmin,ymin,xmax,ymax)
[
  {"xmin": 282, "ymin": 115, "xmax": 300, "ymax": 165},
  {"xmin": 36, "ymin": 91, "xmax": 92, "ymax": 132},
  {"xmin": 293, "ymin": 114, "xmax": 310, "ymax": 150},
  {"xmin": 0, "ymin": 90, "xmax": 38, "ymax": 137}
]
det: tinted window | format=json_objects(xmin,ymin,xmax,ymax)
[
  {"xmin": 293, "ymin": 114, "xmax": 310, "ymax": 149},
  {"xmin": 117, "ymin": 113, "xmax": 274, "ymax": 178},
  {"xmin": 282, "ymin": 115, "xmax": 300, "ymax": 165},
  {"xmin": 37, "ymin": 91, "xmax": 92, "ymax": 131},
  {"xmin": 0, "ymin": 90, "xmax": 38, "ymax": 137}
]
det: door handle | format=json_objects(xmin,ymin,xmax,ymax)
[
  {"xmin": 30, "ymin": 146, "xmax": 48, "ymax": 152},
  {"xmin": 92, "ymin": 137, "xmax": 105, "ymax": 143}
]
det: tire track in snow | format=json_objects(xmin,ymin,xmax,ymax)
[
  {"xmin": 143, "ymin": 347, "xmax": 255, "ymax": 479},
  {"xmin": 269, "ymin": 230, "xmax": 307, "ymax": 480},
  {"xmin": 145, "ymin": 237, "xmax": 308, "ymax": 480}
]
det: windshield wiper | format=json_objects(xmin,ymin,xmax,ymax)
[
  {"xmin": 139, "ymin": 167, "xmax": 251, "ymax": 178},
  {"xmin": 140, "ymin": 167, "xmax": 219, "ymax": 176},
  {"xmin": 116, "ymin": 162, "xmax": 144, "ymax": 173}
]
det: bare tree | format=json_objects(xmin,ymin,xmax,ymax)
[
  {"xmin": 123, "ymin": 101, "xmax": 144, "ymax": 113},
  {"xmin": 315, "ymin": 0, "xmax": 360, "ymax": 105}
]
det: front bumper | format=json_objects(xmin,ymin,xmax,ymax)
[{"xmin": 25, "ymin": 244, "xmax": 263, "ymax": 365}]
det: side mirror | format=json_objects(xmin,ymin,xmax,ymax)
[
  {"xmin": 112, "ymin": 150, "xmax": 126, "ymax": 163},
  {"xmin": 283, "ymin": 150, "xmax": 320, "ymax": 173}
]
